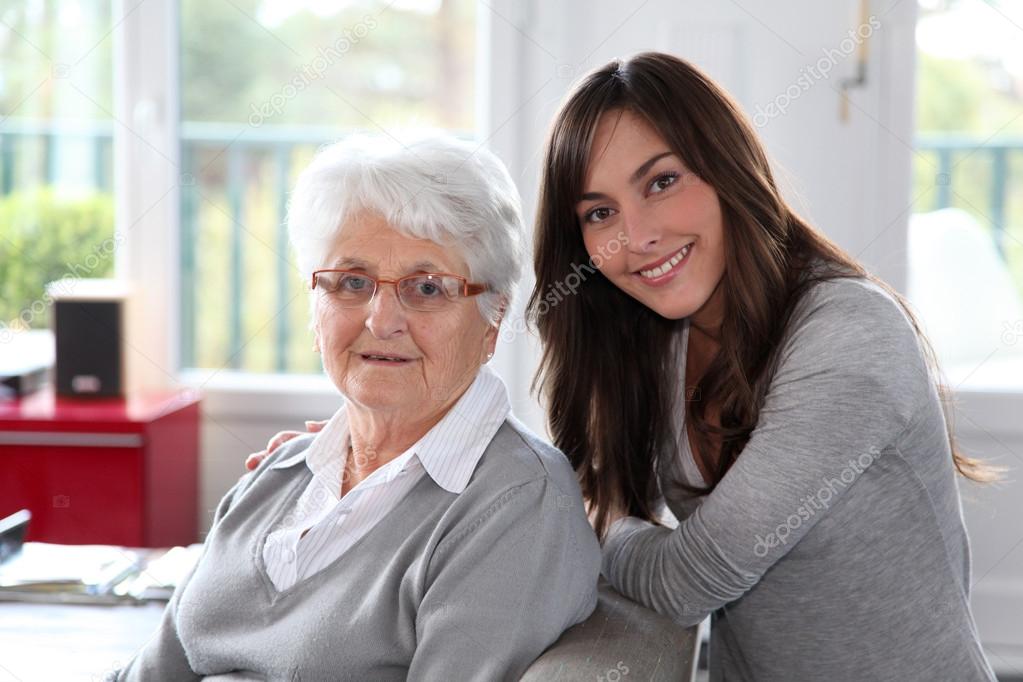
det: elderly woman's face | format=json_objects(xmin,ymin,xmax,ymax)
[{"xmin": 314, "ymin": 212, "xmax": 497, "ymax": 416}]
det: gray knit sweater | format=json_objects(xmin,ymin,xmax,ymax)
[
  {"xmin": 111, "ymin": 417, "xmax": 600, "ymax": 681},
  {"xmin": 603, "ymin": 277, "xmax": 998, "ymax": 681}
]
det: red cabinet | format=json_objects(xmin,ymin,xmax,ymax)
[{"xmin": 0, "ymin": 389, "xmax": 200, "ymax": 547}]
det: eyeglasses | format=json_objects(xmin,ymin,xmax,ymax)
[{"xmin": 310, "ymin": 269, "xmax": 489, "ymax": 312}]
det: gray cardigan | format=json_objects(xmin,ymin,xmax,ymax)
[
  {"xmin": 111, "ymin": 417, "xmax": 600, "ymax": 681},
  {"xmin": 603, "ymin": 277, "xmax": 998, "ymax": 681}
]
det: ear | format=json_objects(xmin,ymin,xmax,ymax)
[
  {"xmin": 493, "ymin": 297, "xmax": 508, "ymax": 328},
  {"xmin": 482, "ymin": 296, "xmax": 508, "ymax": 360}
]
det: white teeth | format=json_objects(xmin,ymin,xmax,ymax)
[{"xmin": 639, "ymin": 244, "xmax": 691, "ymax": 279}]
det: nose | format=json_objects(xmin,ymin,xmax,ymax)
[
  {"xmin": 364, "ymin": 284, "xmax": 408, "ymax": 339},
  {"xmin": 622, "ymin": 204, "xmax": 661, "ymax": 254}
]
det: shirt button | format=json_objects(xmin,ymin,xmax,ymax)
[{"xmin": 283, "ymin": 548, "xmax": 296, "ymax": 563}]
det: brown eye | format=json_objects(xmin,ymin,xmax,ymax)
[{"xmin": 649, "ymin": 172, "xmax": 679, "ymax": 194}]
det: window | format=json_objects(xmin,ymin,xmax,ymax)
[
  {"xmin": 178, "ymin": 0, "xmax": 477, "ymax": 374},
  {"xmin": 0, "ymin": 0, "xmax": 115, "ymax": 349},
  {"xmin": 909, "ymin": 0, "xmax": 1023, "ymax": 389}
]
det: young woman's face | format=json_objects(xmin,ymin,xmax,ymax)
[{"xmin": 576, "ymin": 109, "xmax": 726, "ymax": 324}]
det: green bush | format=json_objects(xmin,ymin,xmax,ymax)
[{"xmin": 0, "ymin": 188, "xmax": 115, "ymax": 331}]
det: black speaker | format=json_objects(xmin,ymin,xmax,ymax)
[{"xmin": 49, "ymin": 280, "xmax": 125, "ymax": 397}]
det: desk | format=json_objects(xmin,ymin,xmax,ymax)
[
  {"xmin": 0, "ymin": 581, "xmax": 699, "ymax": 682},
  {"xmin": 0, "ymin": 388, "xmax": 200, "ymax": 547},
  {"xmin": 0, "ymin": 601, "xmax": 165, "ymax": 682}
]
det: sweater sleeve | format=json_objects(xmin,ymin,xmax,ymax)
[
  {"xmin": 408, "ymin": 475, "xmax": 601, "ymax": 681},
  {"xmin": 107, "ymin": 471, "xmax": 254, "ymax": 681},
  {"xmin": 602, "ymin": 279, "xmax": 929, "ymax": 626}
]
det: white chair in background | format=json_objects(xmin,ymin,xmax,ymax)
[{"xmin": 907, "ymin": 208, "xmax": 1023, "ymax": 385}]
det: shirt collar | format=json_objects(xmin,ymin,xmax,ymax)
[
  {"xmin": 412, "ymin": 365, "xmax": 511, "ymax": 492},
  {"xmin": 271, "ymin": 405, "xmax": 348, "ymax": 473},
  {"xmin": 271, "ymin": 365, "xmax": 510, "ymax": 494}
]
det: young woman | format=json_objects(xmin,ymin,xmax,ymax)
[
  {"xmin": 251, "ymin": 52, "xmax": 1001, "ymax": 680},
  {"xmin": 530, "ymin": 51, "xmax": 999, "ymax": 680}
]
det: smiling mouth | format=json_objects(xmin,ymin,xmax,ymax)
[
  {"xmin": 635, "ymin": 242, "xmax": 693, "ymax": 279},
  {"xmin": 358, "ymin": 353, "xmax": 413, "ymax": 364}
]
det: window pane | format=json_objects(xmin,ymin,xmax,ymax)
[
  {"xmin": 909, "ymin": 0, "xmax": 1023, "ymax": 389},
  {"xmin": 0, "ymin": 1, "xmax": 115, "ymax": 343},
  {"xmin": 179, "ymin": 0, "xmax": 477, "ymax": 373}
]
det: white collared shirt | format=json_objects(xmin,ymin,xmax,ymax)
[{"xmin": 262, "ymin": 365, "xmax": 511, "ymax": 592}]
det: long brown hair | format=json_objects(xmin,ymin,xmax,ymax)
[{"xmin": 527, "ymin": 52, "xmax": 1001, "ymax": 539}]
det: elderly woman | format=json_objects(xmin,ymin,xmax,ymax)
[{"xmin": 111, "ymin": 135, "xmax": 600, "ymax": 681}]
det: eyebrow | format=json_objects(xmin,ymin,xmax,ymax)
[
  {"xmin": 578, "ymin": 151, "xmax": 675, "ymax": 202},
  {"xmin": 329, "ymin": 257, "xmax": 444, "ymax": 273}
]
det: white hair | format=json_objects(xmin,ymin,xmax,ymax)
[{"xmin": 287, "ymin": 133, "xmax": 525, "ymax": 324}]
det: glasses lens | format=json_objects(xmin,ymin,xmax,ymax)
[
  {"xmin": 315, "ymin": 272, "xmax": 375, "ymax": 307},
  {"xmin": 399, "ymin": 275, "xmax": 460, "ymax": 311}
]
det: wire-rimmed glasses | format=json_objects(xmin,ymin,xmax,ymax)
[{"xmin": 310, "ymin": 269, "xmax": 489, "ymax": 312}]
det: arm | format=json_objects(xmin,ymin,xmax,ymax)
[
  {"xmin": 602, "ymin": 280, "xmax": 929, "ymax": 625},
  {"xmin": 108, "ymin": 472, "xmax": 255, "ymax": 681},
  {"xmin": 408, "ymin": 476, "xmax": 601, "ymax": 681}
]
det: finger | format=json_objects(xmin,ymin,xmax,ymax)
[
  {"xmin": 305, "ymin": 420, "xmax": 328, "ymax": 432},
  {"xmin": 266, "ymin": 430, "xmax": 301, "ymax": 453},
  {"xmin": 245, "ymin": 451, "xmax": 266, "ymax": 471}
]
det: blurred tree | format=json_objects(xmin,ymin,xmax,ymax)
[
  {"xmin": 180, "ymin": 0, "xmax": 474, "ymax": 130},
  {"xmin": 0, "ymin": 0, "xmax": 114, "ymax": 118},
  {"xmin": 916, "ymin": 52, "xmax": 1023, "ymax": 135},
  {"xmin": 181, "ymin": 0, "xmax": 273, "ymax": 123},
  {"xmin": 916, "ymin": 52, "xmax": 988, "ymax": 132}
]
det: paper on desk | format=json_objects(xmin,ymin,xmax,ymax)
[
  {"xmin": 0, "ymin": 543, "xmax": 140, "ymax": 588},
  {"xmin": 115, "ymin": 544, "xmax": 203, "ymax": 600}
]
